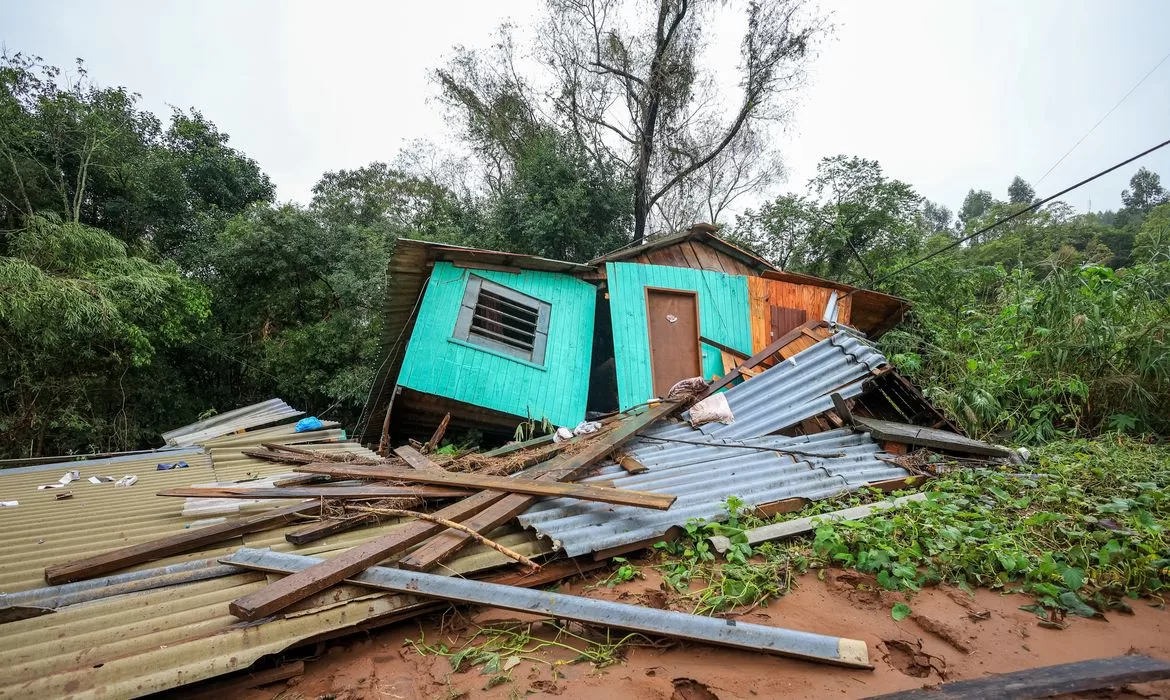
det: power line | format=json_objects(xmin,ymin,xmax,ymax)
[
  {"xmin": 849, "ymin": 137, "xmax": 1170, "ymax": 297},
  {"xmin": 1035, "ymin": 49, "xmax": 1170, "ymax": 186}
]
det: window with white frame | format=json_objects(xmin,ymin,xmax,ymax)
[{"xmin": 453, "ymin": 276, "xmax": 550, "ymax": 365}]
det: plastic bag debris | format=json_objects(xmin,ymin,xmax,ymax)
[
  {"xmin": 552, "ymin": 426, "xmax": 575, "ymax": 443},
  {"xmin": 688, "ymin": 393, "xmax": 735, "ymax": 427},
  {"xmin": 0, "ymin": 501, "xmax": 17, "ymax": 508},
  {"xmin": 573, "ymin": 421, "xmax": 602, "ymax": 435},
  {"xmin": 156, "ymin": 461, "xmax": 190, "ymax": 471},
  {"xmin": 115, "ymin": 475, "xmax": 138, "ymax": 487},
  {"xmin": 295, "ymin": 416, "xmax": 324, "ymax": 432},
  {"xmin": 88, "ymin": 476, "xmax": 115, "ymax": 484}
]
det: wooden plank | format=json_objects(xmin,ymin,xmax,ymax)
[
  {"xmin": 478, "ymin": 432, "xmax": 556, "ymax": 458},
  {"xmin": 750, "ymin": 497, "xmax": 811, "ymax": 519},
  {"xmin": 229, "ymin": 404, "xmax": 676, "ymax": 620},
  {"xmin": 294, "ymin": 448, "xmax": 677, "ymax": 510},
  {"xmin": 689, "ymin": 241, "xmax": 729, "ymax": 273},
  {"xmin": 697, "ymin": 321, "xmax": 828, "ymax": 400},
  {"xmin": 271, "ymin": 473, "xmax": 329, "ymax": 487},
  {"xmin": 44, "ymin": 500, "xmax": 322, "ymax": 585},
  {"xmin": 616, "ymin": 453, "xmax": 648, "ymax": 475},
  {"xmin": 865, "ymin": 655, "xmax": 1170, "ymax": 700},
  {"xmin": 831, "ymin": 392, "xmax": 855, "ymax": 425},
  {"xmin": 699, "ymin": 335, "xmax": 750, "ymax": 360},
  {"xmin": 396, "ymin": 402, "xmax": 678, "ymax": 572},
  {"xmin": 854, "ymin": 417, "xmax": 1014, "ymax": 458},
  {"xmin": 243, "ymin": 448, "xmax": 315, "ymax": 465},
  {"xmin": 451, "ymin": 260, "xmax": 521, "ymax": 274},
  {"xmin": 424, "ymin": 412, "xmax": 451, "ymax": 454},
  {"xmin": 230, "ymin": 489, "xmax": 512, "ymax": 620},
  {"xmin": 378, "ymin": 385, "xmax": 401, "ymax": 456},
  {"xmin": 156, "ymin": 485, "xmax": 474, "ymax": 500},
  {"xmin": 285, "ymin": 515, "xmax": 374, "ymax": 545}
]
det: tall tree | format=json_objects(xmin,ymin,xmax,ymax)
[
  {"xmin": 435, "ymin": 1, "xmax": 825, "ymax": 242},
  {"xmin": 919, "ymin": 199, "xmax": 953, "ymax": 235},
  {"xmin": 486, "ymin": 131, "xmax": 631, "ymax": 261},
  {"xmin": 732, "ymin": 155, "xmax": 922, "ymax": 281},
  {"xmin": 0, "ymin": 215, "xmax": 208, "ymax": 456},
  {"xmin": 542, "ymin": 0, "xmax": 824, "ymax": 242},
  {"xmin": 957, "ymin": 189, "xmax": 995, "ymax": 231},
  {"xmin": 1008, "ymin": 175, "xmax": 1035, "ymax": 205},
  {"xmin": 1121, "ymin": 167, "xmax": 1168, "ymax": 215}
]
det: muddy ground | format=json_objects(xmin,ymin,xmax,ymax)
[{"xmin": 241, "ymin": 562, "xmax": 1170, "ymax": 700}]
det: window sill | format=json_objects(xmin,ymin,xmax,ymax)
[{"xmin": 447, "ymin": 337, "xmax": 549, "ymax": 372}]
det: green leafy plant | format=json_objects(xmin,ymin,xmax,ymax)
[
  {"xmin": 406, "ymin": 621, "xmax": 647, "ymax": 677},
  {"xmin": 809, "ymin": 438, "xmax": 1169, "ymax": 616},
  {"xmin": 891, "ymin": 602, "xmax": 912, "ymax": 621}
]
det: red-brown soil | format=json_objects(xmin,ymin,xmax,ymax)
[{"xmin": 240, "ymin": 565, "xmax": 1170, "ymax": 700}]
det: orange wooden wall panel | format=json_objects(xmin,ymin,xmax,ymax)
[{"xmin": 746, "ymin": 277, "xmax": 852, "ymax": 353}]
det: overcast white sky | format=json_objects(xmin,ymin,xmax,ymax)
[{"xmin": 4, "ymin": 0, "xmax": 1169, "ymax": 218}]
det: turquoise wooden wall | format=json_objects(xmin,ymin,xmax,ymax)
[
  {"xmin": 397, "ymin": 262, "xmax": 596, "ymax": 427},
  {"xmin": 606, "ymin": 262, "xmax": 752, "ymax": 410}
]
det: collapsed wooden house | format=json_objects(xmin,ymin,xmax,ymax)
[
  {"xmin": 3, "ymin": 228, "xmax": 1018, "ymax": 698},
  {"xmin": 361, "ymin": 225, "xmax": 910, "ymax": 445}
]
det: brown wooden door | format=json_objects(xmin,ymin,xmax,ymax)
[
  {"xmin": 646, "ymin": 288, "xmax": 701, "ymax": 396},
  {"xmin": 770, "ymin": 306, "xmax": 807, "ymax": 341}
]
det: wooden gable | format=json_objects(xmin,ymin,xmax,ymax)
[{"xmin": 625, "ymin": 237, "xmax": 761, "ymax": 277}]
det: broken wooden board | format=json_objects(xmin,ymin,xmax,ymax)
[
  {"xmin": 396, "ymin": 401, "xmax": 679, "ymax": 572},
  {"xmin": 43, "ymin": 500, "xmax": 321, "ymax": 585},
  {"xmin": 228, "ymin": 403, "xmax": 677, "ymax": 620},
  {"xmin": 300, "ymin": 449, "xmax": 677, "ymax": 510},
  {"xmin": 616, "ymin": 453, "xmax": 648, "ymax": 475},
  {"xmin": 156, "ymin": 485, "xmax": 473, "ymax": 500},
  {"xmin": 222, "ymin": 548, "xmax": 873, "ymax": 669},
  {"xmin": 853, "ymin": 416, "xmax": 1015, "ymax": 458},
  {"xmin": 865, "ymin": 654, "xmax": 1170, "ymax": 699},
  {"xmin": 424, "ymin": 412, "xmax": 451, "ymax": 453}
]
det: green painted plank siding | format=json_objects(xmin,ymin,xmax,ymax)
[
  {"xmin": 607, "ymin": 262, "xmax": 752, "ymax": 410},
  {"xmin": 397, "ymin": 262, "xmax": 595, "ymax": 427}
]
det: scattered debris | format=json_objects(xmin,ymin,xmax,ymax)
[{"xmin": 0, "ymin": 233, "xmax": 1046, "ymax": 696}]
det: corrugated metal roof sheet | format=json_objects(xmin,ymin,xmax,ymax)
[
  {"xmin": 520, "ymin": 430, "xmax": 908, "ymax": 556},
  {"xmin": 161, "ymin": 398, "xmax": 303, "ymax": 446},
  {"xmin": 0, "ymin": 421, "xmax": 551, "ymax": 699},
  {"xmin": 518, "ymin": 333, "xmax": 909, "ymax": 557}
]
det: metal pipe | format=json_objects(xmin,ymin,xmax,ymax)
[{"xmin": 221, "ymin": 548, "xmax": 872, "ymax": 669}]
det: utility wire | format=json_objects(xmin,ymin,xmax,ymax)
[
  {"xmin": 845, "ymin": 137, "xmax": 1170, "ymax": 298},
  {"xmin": 1036, "ymin": 50, "xmax": 1170, "ymax": 186}
]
